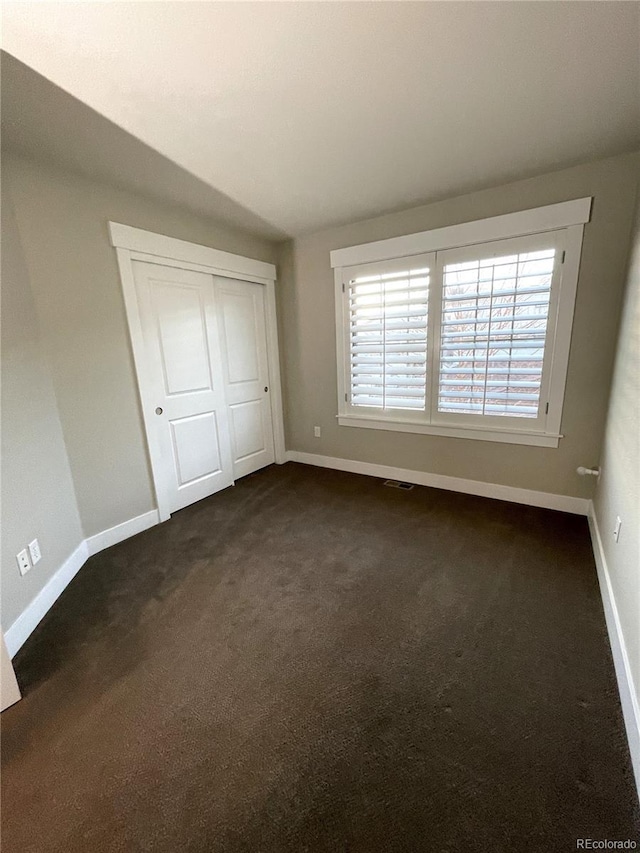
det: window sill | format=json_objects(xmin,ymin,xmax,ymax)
[{"xmin": 336, "ymin": 414, "xmax": 562, "ymax": 447}]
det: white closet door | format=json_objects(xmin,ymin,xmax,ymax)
[
  {"xmin": 215, "ymin": 277, "xmax": 275, "ymax": 478},
  {"xmin": 133, "ymin": 261, "xmax": 234, "ymax": 513}
]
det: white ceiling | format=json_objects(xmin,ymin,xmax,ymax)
[
  {"xmin": 3, "ymin": 2, "xmax": 640, "ymax": 238},
  {"xmin": 1, "ymin": 53, "xmax": 287, "ymax": 240}
]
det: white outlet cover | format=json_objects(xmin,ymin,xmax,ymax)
[
  {"xmin": 28, "ymin": 538, "xmax": 41, "ymax": 565},
  {"xmin": 17, "ymin": 549, "xmax": 31, "ymax": 576},
  {"xmin": 314, "ymin": 426, "xmax": 321, "ymax": 437}
]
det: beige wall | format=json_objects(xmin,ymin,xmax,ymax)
[
  {"xmin": 5, "ymin": 154, "xmax": 277, "ymax": 539},
  {"xmin": 1, "ymin": 186, "xmax": 84, "ymax": 629},
  {"xmin": 277, "ymin": 151, "xmax": 640, "ymax": 498},
  {"xmin": 593, "ymin": 192, "xmax": 640, "ymax": 721}
]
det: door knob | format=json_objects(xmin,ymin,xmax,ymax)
[
  {"xmin": 155, "ymin": 407, "xmax": 163, "ymax": 415},
  {"xmin": 264, "ymin": 386, "xmax": 269, "ymax": 393}
]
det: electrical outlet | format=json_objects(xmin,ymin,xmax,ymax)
[
  {"xmin": 28, "ymin": 538, "xmax": 42, "ymax": 565},
  {"xmin": 314, "ymin": 426, "xmax": 321, "ymax": 438},
  {"xmin": 16, "ymin": 549, "xmax": 31, "ymax": 576},
  {"xmin": 613, "ymin": 517, "xmax": 622, "ymax": 543}
]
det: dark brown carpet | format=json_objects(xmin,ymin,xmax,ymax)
[{"xmin": 2, "ymin": 462, "xmax": 638, "ymax": 852}]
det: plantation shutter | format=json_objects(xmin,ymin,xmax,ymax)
[
  {"xmin": 335, "ymin": 209, "xmax": 586, "ymax": 445},
  {"xmin": 348, "ymin": 261, "xmax": 431, "ymax": 410},
  {"xmin": 437, "ymin": 247, "xmax": 556, "ymax": 419}
]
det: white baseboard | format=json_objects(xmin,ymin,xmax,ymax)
[
  {"xmin": 5, "ymin": 510, "xmax": 160, "ymax": 659},
  {"xmin": 285, "ymin": 451, "xmax": 590, "ymax": 515},
  {"xmin": 86, "ymin": 509, "xmax": 160, "ymax": 556},
  {"xmin": 588, "ymin": 504, "xmax": 640, "ymax": 797},
  {"xmin": 5, "ymin": 540, "xmax": 89, "ymax": 658}
]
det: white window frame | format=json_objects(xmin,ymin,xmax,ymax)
[{"xmin": 332, "ymin": 198, "xmax": 591, "ymax": 448}]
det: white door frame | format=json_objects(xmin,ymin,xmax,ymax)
[{"xmin": 109, "ymin": 222, "xmax": 286, "ymax": 522}]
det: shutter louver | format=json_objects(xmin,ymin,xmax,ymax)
[
  {"xmin": 438, "ymin": 249, "xmax": 555, "ymax": 418},
  {"xmin": 349, "ymin": 267, "xmax": 429, "ymax": 410}
]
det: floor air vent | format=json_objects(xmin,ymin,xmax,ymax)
[{"xmin": 383, "ymin": 480, "xmax": 415, "ymax": 490}]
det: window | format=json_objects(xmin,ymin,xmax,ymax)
[
  {"xmin": 333, "ymin": 199, "xmax": 590, "ymax": 447},
  {"xmin": 348, "ymin": 255, "xmax": 431, "ymax": 410}
]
